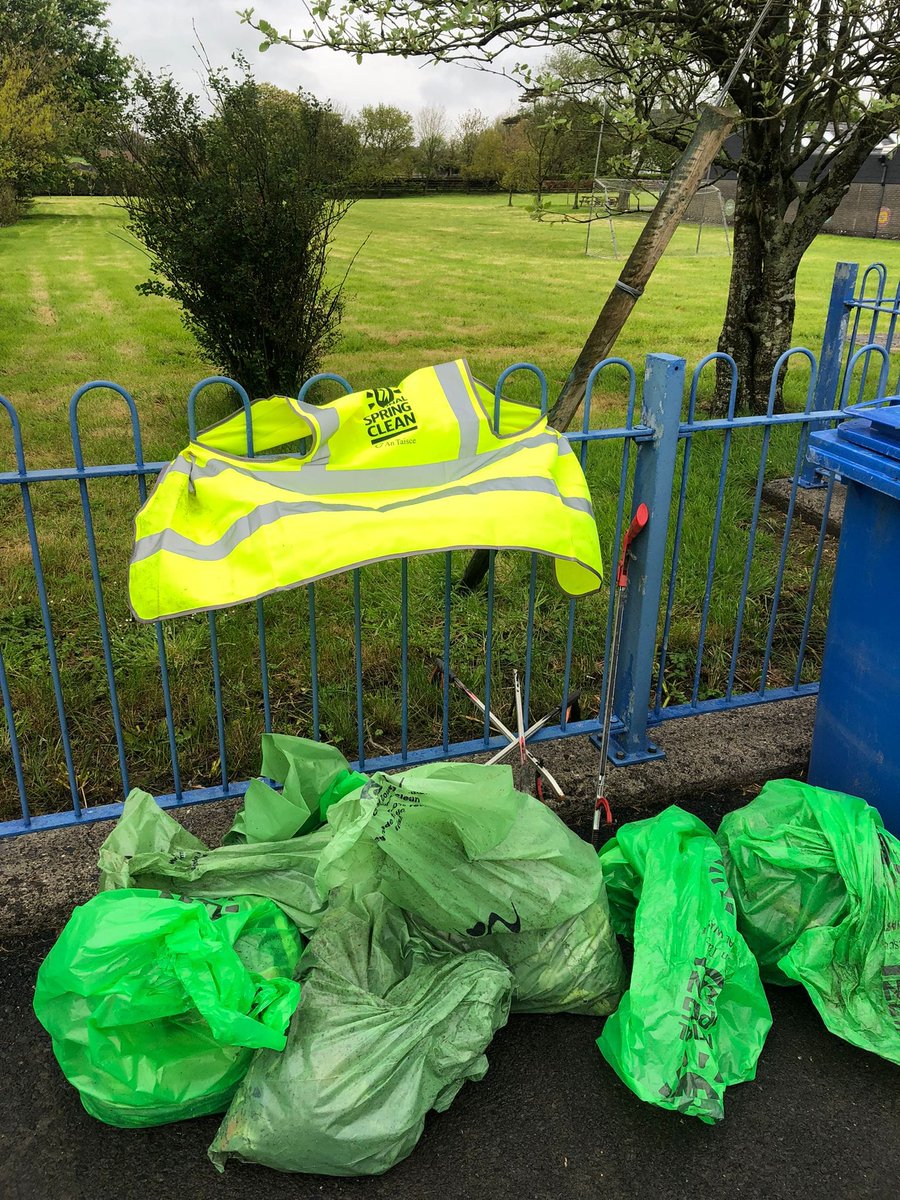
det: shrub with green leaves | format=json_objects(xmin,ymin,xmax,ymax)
[{"xmin": 118, "ymin": 62, "xmax": 359, "ymax": 398}]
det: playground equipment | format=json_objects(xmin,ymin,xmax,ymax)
[{"xmin": 583, "ymin": 176, "xmax": 732, "ymax": 259}]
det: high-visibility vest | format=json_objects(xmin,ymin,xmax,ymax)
[{"xmin": 129, "ymin": 359, "xmax": 602, "ymax": 622}]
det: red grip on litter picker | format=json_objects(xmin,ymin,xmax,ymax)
[{"xmin": 616, "ymin": 502, "xmax": 649, "ymax": 587}]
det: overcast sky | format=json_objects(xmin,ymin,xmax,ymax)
[{"xmin": 105, "ymin": 0, "xmax": 529, "ymax": 126}]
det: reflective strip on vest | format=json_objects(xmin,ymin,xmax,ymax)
[{"xmin": 129, "ymin": 359, "xmax": 603, "ymax": 621}]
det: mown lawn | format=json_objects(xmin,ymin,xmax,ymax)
[{"xmin": 1, "ymin": 194, "xmax": 899, "ymax": 818}]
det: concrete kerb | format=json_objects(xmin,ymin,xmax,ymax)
[{"xmin": 0, "ymin": 695, "xmax": 816, "ymax": 943}]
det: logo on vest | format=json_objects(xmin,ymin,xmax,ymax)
[{"xmin": 364, "ymin": 388, "xmax": 418, "ymax": 445}]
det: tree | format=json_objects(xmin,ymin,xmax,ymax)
[
  {"xmin": 355, "ymin": 103, "xmax": 414, "ymax": 184},
  {"xmin": 0, "ymin": 0, "xmax": 129, "ymax": 161},
  {"xmin": 415, "ymin": 103, "xmax": 448, "ymax": 178},
  {"xmin": 118, "ymin": 64, "xmax": 359, "ymax": 398},
  {"xmin": 464, "ymin": 117, "xmax": 528, "ymax": 191},
  {"xmin": 454, "ymin": 107, "xmax": 486, "ymax": 171},
  {"xmin": 245, "ymin": 0, "xmax": 900, "ymax": 414},
  {"xmin": 0, "ymin": 49, "xmax": 62, "ymax": 222}
]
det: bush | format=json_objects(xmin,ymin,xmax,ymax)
[
  {"xmin": 0, "ymin": 182, "xmax": 22, "ymax": 225},
  {"xmin": 117, "ymin": 63, "xmax": 359, "ymax": 398}
]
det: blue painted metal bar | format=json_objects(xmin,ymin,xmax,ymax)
[
  {"xmin": 678, "ymin": 409, "xmax": 843, "ymax": 435},
  {"xmin": 560, "ymin": 599, "xmax": 576, "ymax": 731},
  {"xmin": 584, "ymin": 359, "xmax": 638, "ymax": 729},
  {"xmin": 654, "ymin": 354, "xmax": 709, "ymax": 712},
  {"xmin": 69, "ymin": 382, "xmax": 140, "ymax": 798},
  {"xmin": 207, "ymin": 614, "xmax": 229, "ymax": 791},
  {"xmin": 798, "ymin": 261, "xmax": 859, "ymax": 487},
  {"xmin": 856, "ymin": 267, "xmax": 887, "ymax": 404},
  {"xmin": 0, "ymin": 645, "xmax": 28, "ymax": 824},
  {"xmin": 307, "ymin": 584, "xmax": 320, "ymax": 739},
  {"xmin": 187, "ymin": 378, "xmax": 255, "ymax": 796},
  {"xmin": 692, "ymin": 354, "xmax": 739, "ymax": 707},
  {"xmin": 494, "ymin": 362, "xmax": 548, "ymax": 425},
  {"xmin": 299, "ymin": 374, "xmax": 355, "ymax": 745},
  {"xmin": 131, "ymin": 441, "xmax": 182, "ymax": 801},
  {"xmin": 838, "ymin": 343, "xmax": 891, "ymax": 410},
  {"xmin": 727, "ymin": 348, "xmax": 814, "ymax": 700},
  {"xmin": 353, "ymin": 569, "xmax": 365, "ymax": 768},
  {"xmin": 442, "ymin": 553, "xmax": 451, "ymax": 753},
  {"xmin": 484, "ymin": 550, "xmax": 496, "ymax": 743},
  {"xmin": 523, "ymin": 555, "xmax": 538, "ymax": 724},
  {"xmin": 758, "ymin": 352, "xmax": 818, "ymax": 691},
  {"xmin": 298, "ymin": 372, "xmax": 354, "ymax": 404},
  {"xmin": 610, "ymin": 353, "xmax": 685, "ymax": 762},
  {"xmin": 794, "ymin": 474, "xmax": 835, "ymax": 690},
  {"xmin": 401, "ymin": 558, "xmax": 409, "ymax": 760},
  {"xmin": 0, "ymin": 462, "xmax": 166, "ymax": 485},
  {"xmin": 0, "ymin": 394, "xmax": 81, "ymax": 815}
]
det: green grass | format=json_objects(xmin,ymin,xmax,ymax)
[{"xmin": 1, "ymin": 194, "xmax": 898, "ymax": 818}]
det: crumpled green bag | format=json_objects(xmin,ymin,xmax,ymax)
[
  {"xmin": 209, "ymin": 887, "xmax": 513, "ymax": 1176},
  {"xmin": 408, "ymin": 900, "xmax": 624, "ymax": 1016},
  {"xmin": 33, "ymin": 889, "xmax": 302, "ymax": 1128},
  {"xmin": 598, "ymin": 807, "xmax": 772, "ymax": 1124},
  {"xmin": 225, "ymin": 733, "xmax": 366, "ymax": 844},
  {"xmin": 718, "ymin": 778, "xmax": 900, "ymax": 1064},
  {"xmin": 315, "ymin": 762, "xmax": 625, "ymax": 1014},
  {"xmin": 99, "ymin": 789, "xmax": 331, "ymax": 936}
]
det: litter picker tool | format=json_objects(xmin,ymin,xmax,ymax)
[
  {"xmin": 592, "ymin": 502, "xmax": 649, "ymax": 847},
  {"xmin": 431, "ymin": 660, "xmax": 576, "ymax": 801}
]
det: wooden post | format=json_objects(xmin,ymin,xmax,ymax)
[{"xmin": 548, "ymin": 103, "xmax": 735, "ymax": 431}]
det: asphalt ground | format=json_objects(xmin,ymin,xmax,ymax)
[{"xmin": 2, "ymin": 780, "xmax": 898, "ymax": 1200}]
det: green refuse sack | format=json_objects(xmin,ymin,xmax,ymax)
[
  {"xmin": 597, "ymin": 807, "xmax": 772, "ymax": 1124},
  {"xmin": 209, "ymin": 887, "xmax": 513, "ymax": 1176},
  {"xmin": 225, "ymin": 733, "xmax": 366, "ymax": 844},
  {"xmin": 99, "ymin": 788, "xmax": 331, "ymax": 936},
  {"xmin": 409, "ymin": 900, "xmax": 624, "ymax": 1016},
  {"xmin": 33, "ymin": 889, "xmax": 302, "ymax": 1128},
  {"xmin": 315, "ymin": 762, "xmax": 625, "ymax": 1014},
  {"xmin": 718, "ymin": 778, "xmax": 900, "ymax": 1064}
]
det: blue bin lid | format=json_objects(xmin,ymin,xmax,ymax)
[
  {"xmin": 808, "ymin": 397, "xmax": 900, "ymax": 501},
  {"xmin": 839, "ymin": 400, "xmax": 900, "ymax": 461}
]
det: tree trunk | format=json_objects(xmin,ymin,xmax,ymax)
[{"xmin": 714, "ymin": 148, "xmax": 801, "ymax": 415}]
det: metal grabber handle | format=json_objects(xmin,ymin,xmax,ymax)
[{"xmin": 592, "ymin": 502, "xmax": 650, "ymax": 847}]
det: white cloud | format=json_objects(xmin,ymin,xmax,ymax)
[{"xmin": 106, "ymin": 0, "xmax": 525, "ymax": 123}]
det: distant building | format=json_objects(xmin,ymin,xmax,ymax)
[{"xmin": 718, "ymin": 132, "xmax": 900, "ymax": 239}]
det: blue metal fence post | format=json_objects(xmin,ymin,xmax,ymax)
[
  {"xmin": 608, "ymin": 352, "xmax": 685, "ymax": 763},
  {"xmin": 798, "ymin": 260, "xmax": 859, "ymax": 487}
]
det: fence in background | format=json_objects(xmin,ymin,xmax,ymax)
[{"xmin": 0, "ymin": 260, "xmax": 897, "ymax": 838}]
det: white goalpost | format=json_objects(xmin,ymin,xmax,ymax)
[{"xmin": 583, "ymin": 175, "xmax": 732, "ymax": 260}]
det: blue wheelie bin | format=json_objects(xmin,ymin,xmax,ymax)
[{"xmin": 807, "ymin": 400, "xmax": 900, "ymax": 835}]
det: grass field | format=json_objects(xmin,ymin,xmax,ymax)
[{"xmin": 2, "ymin": 194, "xmax": 899, "ymax": 818}]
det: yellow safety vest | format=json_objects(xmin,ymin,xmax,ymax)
[{"xmin": 129, "ymin": 359, "xmax": 602, "ymax": 622}]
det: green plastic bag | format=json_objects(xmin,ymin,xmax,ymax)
[
  {"xmin": 99, "ymin": 789, "xmax": 331, "ymax": 936},
  {"xmin": 598, "ymin": 807, "xmax": 772, "ymax": 1124},
  {"xmin": 315, "ymin": 762, "xmax": 625, "ymax": 1014},
  {"xmin": 409, "ymin": 900, "xmax": 624, "ymax": 1016},
  {"xmin": 209, "ymin": 888, "xmax": 513, "ymax": 1176},
  {"xmin": 225, "ymin": 733, "xmax": 366, "ymax": 845},
  {"xmin": 33, "ymin": 889, "xmax": 302, "ymax": 1128},
  {"xmin": 718, "ymin": 778, "xmax": 900, "ymax": 1064}
]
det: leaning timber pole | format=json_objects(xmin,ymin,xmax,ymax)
[
  {"xmin": 549, "ymin": 0, "xmax": 773, "ymax": 430},
  {"xmin": 546, "ymin": 102, "xmax": 735, "ymax": 431}
]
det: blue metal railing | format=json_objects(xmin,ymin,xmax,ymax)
[
  {"xmin": 0, "ymin": 270, "xmax": 896, "ymax": 836},
  {"xmin": 798, "ymin": 260, "xmax": 900, "ymax": 485}
]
